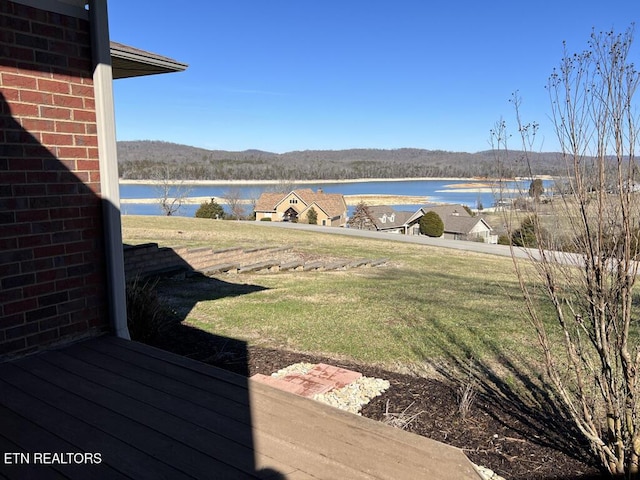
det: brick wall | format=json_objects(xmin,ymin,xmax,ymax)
[{"xmin": 0, "ymin": 1, "xmax": 110, "ymax": 357}]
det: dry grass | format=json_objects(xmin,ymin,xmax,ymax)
[
  {"xmin": 122, "ymin": 215, "xmax": 555, "ymax": 378},
  {"xmin": 382, "ymin": 400, "xmax": 424, "ymax": 430}
]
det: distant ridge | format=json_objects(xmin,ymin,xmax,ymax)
[{"xmin": 117, "ymin": 140, "xmax": 563, "ymax": 181}]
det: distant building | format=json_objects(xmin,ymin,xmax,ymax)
[
  {"xmin": 406, "ymin": 204, "xmax": 496, "ymax": 243},
  {"xmin": 254, "ymin": 189, "xmax": 348, "ymax": 226},
  {"xmin": 365, "ymin": 206, "xmax": 413, "ymax": 234}
]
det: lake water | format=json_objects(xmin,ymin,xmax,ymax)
[{"xmin": 119, "ymin": 178, "xmax": 546, "ymax": 217}]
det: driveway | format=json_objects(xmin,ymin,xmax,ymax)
[
  {"xmin": 250, "ymin": 221, "xmax": 596, "ymax": 270},
  {"xmin": 250, "ymin": 221, "xmax": 536, "ymax": 260}
]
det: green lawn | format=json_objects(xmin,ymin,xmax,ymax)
[{"xmin": 122, "ymin": 215, "xmax": 551, "ymax": 380}]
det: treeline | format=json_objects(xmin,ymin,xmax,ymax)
[{"xmin": 117, "ymin": 140, "xmax": 565, "ymax": 180}]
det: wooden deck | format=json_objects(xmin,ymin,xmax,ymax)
[{"xmin": 0, "ymin": 336, "xmax": 481, "ymax": 479}]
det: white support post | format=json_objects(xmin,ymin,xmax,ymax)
[{"xmin": 89, "ymin": 0, "xmax": 130, "ymax": 339}]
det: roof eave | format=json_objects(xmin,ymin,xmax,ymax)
[{"xmin": 110, "ymin": 42, "xmax": 188, "ymax": 79}]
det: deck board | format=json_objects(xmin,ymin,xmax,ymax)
[
  {"xmin": 0, "ymin": 336, "xmax": 481, "ymax": 479},
  {"xmin": 66, "ymin": 341, "xmax": 252, "ymax": 424},
  {"xmin": 250, "ymin": 383, "xmax": 469, "ymax": 479},
  {"xmin": 38, "ymin": 350, "xmax": 297, "ymax": 477},
  {"xmin": 15, "ymin": 355, "xmax": 261, "ymax": 479},
  {"xmin": 67, "ymin": 341, "xmax": 371, "ymax": 478},
  {"xmin": 0, "ymin": 366, "xmax": 195, "ymax": 480}
]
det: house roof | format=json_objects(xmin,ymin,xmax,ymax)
[
  {"xmin": 368, "ymin": 206, "xmax": 413, "ymax": 230},
  {"xmin": 423, "ymin": 204, "xmax": 471, "ymax": 219},
  {"xmin": 110, "ymin": 42, "xmax": 188, "ymax": 79},
  {"xmin": 406, "ymin": 203, "xmax": 471, "ymax": 225},
  {"xmin": 294, "ymin": 189, "xmax": 346, "ymax": 218},
  {"xmin": 444, "ymin": 215, "xmax": 491, "ymax": 235},
  {"xmin": 255, "ymin": 192, "xmax": 288, "ymax": 212}
]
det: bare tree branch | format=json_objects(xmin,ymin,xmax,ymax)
[
  {"xmin": 495, "ymin": 26, "xmax": 640, "ymax": 476},
  {"xmin": 153, "ymin": 164, "xmax": 191, "ymax": 216}
]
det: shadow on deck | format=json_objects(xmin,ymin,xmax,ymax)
[{"xmin": 0, "ymin": 336, "xmax": 481, "ymax": 479}]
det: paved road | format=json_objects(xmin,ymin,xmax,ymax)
[{"xmin": 249, "ymin": 221, "xmax": 540, "ymax": 260}]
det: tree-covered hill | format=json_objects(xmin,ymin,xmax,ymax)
[{"xmin": 117, "ymin": 140, "xmax": 563, "ymax": 180}]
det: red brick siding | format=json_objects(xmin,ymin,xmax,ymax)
[{"xmin": 0, "ymin": 1, "xmax": 110, "ymax": 357}]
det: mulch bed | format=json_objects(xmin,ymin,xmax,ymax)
[{"xmin": 149, "ymin": 323, "xmax": 607, "ymax": 480}]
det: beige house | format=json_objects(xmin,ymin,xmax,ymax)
[{"xmin": 255, "ymin": 189, "xmax": 347, "ymax": 226}]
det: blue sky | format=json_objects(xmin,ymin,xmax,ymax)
[{"xmin": 107, "ymin": 1, "xmax": 637, "ymax": 154}]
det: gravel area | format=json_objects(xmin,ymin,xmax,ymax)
[{"xmin": 271, "ymin": 362, "xmax": 390, "ymax": 414}]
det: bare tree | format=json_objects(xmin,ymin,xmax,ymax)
[
  {"xmin": 153, "ymin": 164, "xmax": 191, "ymax": 216},
  {"xmin": 494, "ymin": 27, "xmax": 640, "ymax": 477},
  {"xmin": 347, "ymin": 201, "xmax": 376, "ymax": 230},
  {"xmin": 246, "ymin": 188, "xmax": 263, "ymax": 220},
  {"xmin": 223, "ymin": 187, "xmax": 246, "ymax": 220}
]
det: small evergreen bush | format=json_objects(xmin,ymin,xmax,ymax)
[
  {"xmin": 510, "ymin": 215, "xmax": 551, "ymax": 248},
  {"xmin": 307, "ymin": 207, "xmax": 318, "ymax": 225},
  {"xmin": 511, "ymin": 215, "xmax": 539, "ymax": 247},
  {"xmin": 497, "ymin": 234, "xmax": 511, "ymax": 245},
  {"xmin": 419, "ymin": 211, "xmax": 444, "ymax": 237},
  {"xmin": 195, "ymin": 199, "xmax": 225, "ymax": 219}
]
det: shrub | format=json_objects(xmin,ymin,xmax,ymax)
[
  {"xmin": 260, "ymin": 217, "xmax": 272, "ymax": 221},
  {"xmin": 510, "ymin": 215, "xmax": 544, "ymax": 247},
  {"xmin": 195, "ymin": 199, "xmax": 225, "ymax": 219},
  {"xmin": 307, "ymin": 207, "xmax": 318, "ymax": 225},
  {"xmin": 528, "ymin": 178, "xmax": 544, "ymax": 202},
  {"xmin": 125, "ymin": 277, "xmax": 173, "ymax": 342},
  {"xmin": 497, "ymin": 234, "xmax": 511, "ymax": 245},
  {"xmin": 419, "ymin": 211, "xmax": 444, "ymax": 237}
]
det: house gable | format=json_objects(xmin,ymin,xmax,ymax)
[
  {"xmin": 299, "ymin": 202, "xmax": 333, "ymax": 225},
  {"xmin": 274, "ymin": 190, "xmax": 310, "ymax": 213},
  {"xmin": 468, "ymin": 217, "xmax": 493, "ymax": 235}
]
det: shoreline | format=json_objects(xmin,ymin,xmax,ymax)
[
  {"xmin": 119, "ymin": 176, "xmax": 501, "ymax": 186},
  {"xmin": 119, "ymin": 175, "xmax": 555, "ymax": 187},
  {"xmin": 120, "ymin": 194, "xmax": 435, "ymax": 207}
]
